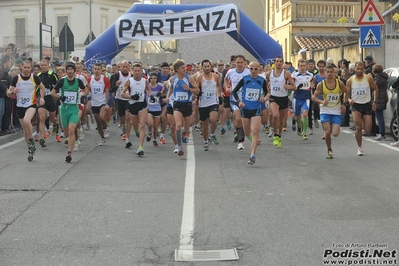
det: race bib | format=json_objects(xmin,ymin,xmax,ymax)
[
  {"xmin": 64, "ymin": 91, "xmax": 77, "ymax": 104},
  {"xmin": 176, "ymin": 91, "xmax": 189, "ymax": 101},
  {"xmin": 19, "ymin": 97, "xmax": 31, "ymax": 107},
  {"xmin": 300, "ymin": 82, "xmax": 310, "ymax": 89},
  {"xmin": 326, "ymin": 93, "xmax": 339, "ymax": 106},
  {"xmin": 245, "ymin": 88, "xmax": 259, "ymax": 101},
  {"xmin": 353, "ymin": 87, "xmax": 366, "ymax": 96},
  {"xmin": 93, "ymin": 87, "xmax": 102, "ymax": 94}
]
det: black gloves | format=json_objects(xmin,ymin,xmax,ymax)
[
  {"xmin": 297, "ymin": 84, "xmax": 303, "ymax": 90},
  {"xmin": 59, "ymin": 96, "xmax": 66, "ymax": 102},
  {"xmin": 156, "ymin": 92, "xmax": 162, "ymax": 97},
  {"xmin": 149, "ymin": 95, "xmax": 156, "ymax": 103},
  {"xmin": 218, "ymin": 97, "xmax": 223, "ymax": 105},
  {"xmin": 80, "ymin": 95, "xmax": 88, "ymax": 104},
  {"xmin": 131, "ymin": 93, "xmax": 140, "ymax": 100}
]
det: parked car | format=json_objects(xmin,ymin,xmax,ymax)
[{"xmin": 383, "ymin": 67, "xmax": 399, "ymax": 140}]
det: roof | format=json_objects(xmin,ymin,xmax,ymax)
[{"xmin": 294, "ymin": 34, "xmax": 359, "ymax": 50}]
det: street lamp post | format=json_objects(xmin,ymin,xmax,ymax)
[{"xmin": 89, "ymin": 0, "xmax": 92, "ymax": 43}]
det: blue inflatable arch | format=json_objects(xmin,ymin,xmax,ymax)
[{"xmin": 85, "ymin": 4, "xmax": 282, "ymax": 68}]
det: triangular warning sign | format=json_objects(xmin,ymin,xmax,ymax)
[
  {"xmin": 362, "ymin": 29, "xmax": 380, "ymax": 45},
  {"xmin": 357, "ymin": 0, "xmax": 385, "ymax": 25}
]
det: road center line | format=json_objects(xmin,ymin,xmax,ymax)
[{"xmin": 178, "ymin": 135, "xmax": 196, "ymax": 250}]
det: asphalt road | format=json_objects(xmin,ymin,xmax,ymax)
[{"xmin": 1, "ymin": 121, "xmax": 398, "ymax": 266}]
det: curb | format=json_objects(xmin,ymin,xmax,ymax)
[{"xmin": 0, "ymin": 132, "xmax": 24, "ymax": 146}]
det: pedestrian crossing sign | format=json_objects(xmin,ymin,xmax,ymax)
[
  {"xmin": 357, "ymin": 0, "xmax": 385, "ymax": 25},
  {"xmin": 360, "ymin": 25, "xmax": 381, "ymax": 48}
]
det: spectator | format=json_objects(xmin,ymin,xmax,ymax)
[
  {"xmin": 7, "ymin": 67, "xmax": 21, "ymax": 132},
  {"xmin": 348, "ymin": 63, "xmax": 356, "ymax": 76},
  {"xmin": 372, "ymin": 64, "xmax": 388, "ymax": 140},
  {"xmin": 0, "ymin": 55, "xmax": 12, "ymax": 135},
  {"xmin": 364, "ymin": 55, "xmax": 375, "ymax": 74},
  {"xmin": 14, "ymin": 58, "xmax": 23, "ymax": 71}
]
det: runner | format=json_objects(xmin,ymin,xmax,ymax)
[
  {"xmin": 7, "ymin": 60, "xmax": 45, "ymax": 161},
  {"xmin": 110, "ymin": 60, "xmax": 132, "ymax": 144},
  {"xmin": 312, "ymin": 65, "xmax": 348, "ymax": 158},
  {"xmin": 37, "ymin": 59, "xmax": 59, "ymax": 147},
  {"xmin": 156, "ymin": 62, "xmax": 171, "ymax": 144},
  {"xmin": 224, "ymin": 55, "xmax": 250, "ymax": 151},
  {"xmin": 346, "ymin": 61, "xmax": 379, "ymax": 156},
  {"xmin": 232, "ymin": 61, "xmax": 267, "ymax": 164},
  {"xmin": 265, "ymin": 56, "xmax": 296, "ymax": 148},
  {"xmin": 196, "ymin": 59, "xmax": 222, "ymax": 151},
  {"xmin": 121, "ymin": 63, "xmax": 153, "ymax": 156},
  {"xmin": 165, "ymin": 59, "xmax": 200, "ymax": 156},
  {"xmin": 87, "ymin": 63, "xmax": 111, "ymax": 146},
  {"xmin": 147, "ymin": 72, "xmax": 163, "ymax": 146},
  {"xmin": 291, "ymin": 59, "xmax": 314, "ymax": 140},
  {"xmin": 51, "ymin": 62, "xmax": 86, "ymax": 162}
]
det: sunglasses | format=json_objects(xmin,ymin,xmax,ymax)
[
  {"xmin": 249, "ymin": 67, "xmax": 259, "ymax": 71},
  {"xmin": 218, "ymin": 64, "xmax": 224, "ymax": 66}
]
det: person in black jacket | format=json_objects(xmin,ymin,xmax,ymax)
[
  {"xmin": 391, "ymin": 75, "xmax": 399, "ymax": 146},
  {"xmin": 372, "ymin": 64, "xmax": 389, "ymax": 140}
]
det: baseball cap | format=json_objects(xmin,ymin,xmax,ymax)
[{"xmin": 364, "ymin": 55, "xmax": 374, "ymax": 62}]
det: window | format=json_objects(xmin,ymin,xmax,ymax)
[
  {"xmin": 15, "ymin": 18, "xmax": 26, "ymax": 47},
  {"xmin": 57, "ymin": 16, "xmax": 69, "ymax": 35}
]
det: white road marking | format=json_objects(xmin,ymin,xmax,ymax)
[
  {"xmin": 178, "ymin": 134, "xmax": 196, "ymax": 250},
  {"xmin": 342, "ymin": 129, "xmax": 399, "ymax": 152},
  {"xmin": 0, "ymin": 137, "xmax": 24, "ymax": 150}
]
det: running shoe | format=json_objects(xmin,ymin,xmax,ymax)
[
  {"xmin": 248, "ymin": 155, "xmax": 256, "ymax": 165},
  {"xmin": 391, "ymin": 141, "xmax": 399, "ymax": 147},
  {"xmin": 65, "ymin": 151, "xmax": 72, "ymax": 163},
  {"xmin": 302, "ymin": 133, "xmax": 308, "ymax": 140},
  {"xmin": 64, "ymin": 137, "xmax": 69, "ymax": 145},
  {"xmin": 268, "ymin": 128, "xmax": 274, "ymax": 138},
  {"xmin": 177, "ymin": 146, "xmax": 184, "ymax": 156},
  {"xmin": 276, "ymin": 137, "xmax": 282, "ymax": 148},
  {"xmin": 194, "ymin": 125, "xmax": 200, "ymax": 131},
  {"xmin": 121, "ymin": 134, "xmax": 126, "ymax": 140},
  {"xmin": 221, "ymin": 128, "xmax": 226, "ymax": 135},
  {"xmin": 357, "ymin": 147, "xmax": 364, "ymax": 156},
  {"xmin": 39, "ymin": 138, "xmax": 46, "ymax": 148},
  {"xmin": 174, "ymin": 145, "xmax": 179, "ymax": 153},
  {"xmin": 257, "ymin": 138, "xmax": 261, "ymax": 145},
  {"xmin": 125, "ymin": 140, "xmax": 132, "ymax": 148},
  {"xmin": 203, "ymin": 142, "xmax": 209, "ymax": 151},
  {"xmin": 55, "ymin": 134, "xmax": 62, "ymax": 142},
  {"xmin": 78, "ymin": 127, "xmax": 85, "ymax": 141},
  {"xmin": 314, "ymin": 120, "xmax": 319, "ymax": 128},
  {"xmin": 297, "ymin": 127, "xmax": 302, "ymax": 136},
  {"xmin": 226, "ymin": 120, "xmax": 231, "ymax": 130},
  {"xmin": 264, "ymin": 125, "xmax": 270, "ymax": 134},
  {"xmin": 99, "ymin": 138, "xmax": 105, "ymax": 146},
  {"xmin": 247, "ymin": 135, "xmax": 253, "ymax": 142},
  {"xmin": 104, "ymin": 129, "xmax": 110, "ymax": 139},
  {"xmin": 153, "ymin": 140, "xmax": 158, "ymax": 146},
  {"xmin": 326, "ymin": 149, "xmax": 333, "ymax": 159},
  {"xmin": 292, "ymin": 124, "xmax": 296, "ymax": 131},
  {"xmin": 74, "ymin": 140, "xmax": 81, "ymax": 151},
  {"xmin": 44, "ymin": 132, "xmax": 50, "ymax": 139},
  {"xmin": 273, "ymin": 136, "xmax": 279, "ymax": 146},
  {"xmin": 135, "ymin": 130, "xmax": 140, "ymax": 138},
  {"xmin": 210, "ymin": 135, "xmax": 219, "ymax": 145},
  {"xmin": 159, "ymin": 137, "xmax": 166, "ymax": 144},
  {"xmin": 322, "ymin": 132, "xmax": 326, "ymax": 140},
  {"xmin": 146, "ymin": 133, "xmax": 152, "ymax": 142},
  {"xmin": 28, "ymin": 152, "xmax": 33, "ymax": 162},
  {"xmin": 309, "ymin": 129, "xmax": 313, "ymax": 135},
  {"xmin": 34, "ymin": 134, "xmax": 40, "ymax": 142},
  {"xmin": 137, "ymin": 146, "xmax": 144, "ymax": 156},
  {"xmin": 182, "ymin": 133, "xmax": 189, "ymax": 143},
  {"xmin": 233, "ymin": 132, "xmax": 238, "ymax": 142},
  {"xmin": 237, "ymin": 142, "xmax": 244, "ymax": 151},
  {"xmin": 374, "ymin": 135, "xmax": 386, "ymax": 141}
]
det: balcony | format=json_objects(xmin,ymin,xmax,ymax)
[
  {"xmin": 3, "ymin": 36, "xmax": 34, "ymax": 48},
  {"xmin": 280, "ymin": 1, "xmax": 367, "ymax": 26}
]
